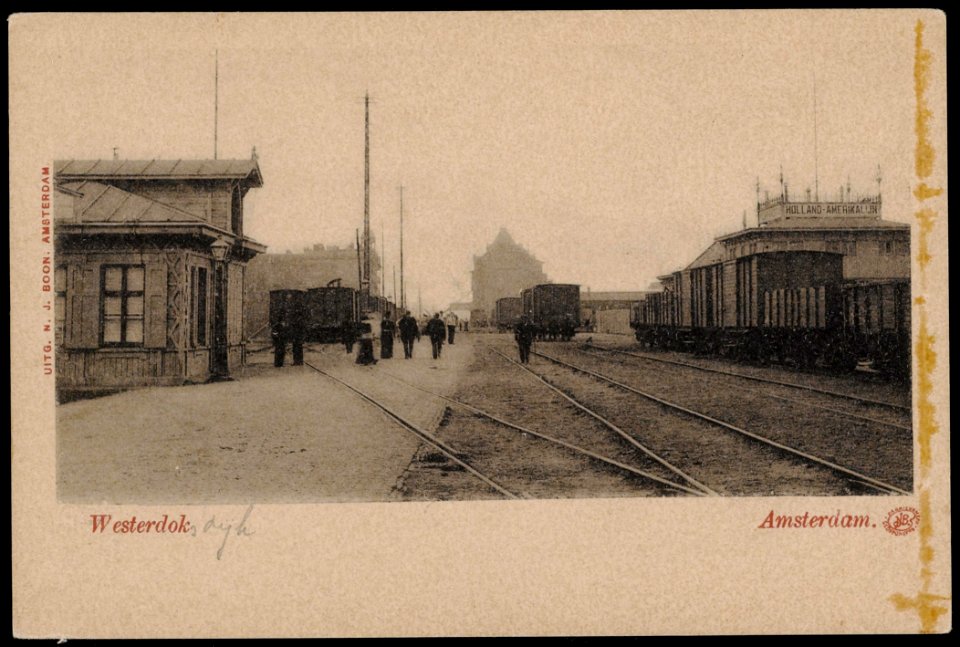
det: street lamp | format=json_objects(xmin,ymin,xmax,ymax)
[{"xmin": 209, "ymin": 236, "xmax": 232, "ymax": 382}]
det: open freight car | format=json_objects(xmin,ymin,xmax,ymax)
[{"xmin": 521, "ymin": 283, "xmax": 580, "ymax": 341}]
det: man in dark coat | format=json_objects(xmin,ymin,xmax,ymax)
[
  {"xmin": 272, "ymin": 320, "xmax": 287, "ymax": 367},
  {"xmin": 425, "ymin": 313, "xmax": 446, "ymax": 359},
  {"xmin": 398, "ymin": 310, "xmax": 419, "ymax": 359},
  {"xmin": 515, "ymin": 316, "xmax": 535, "ymax": 364},
  {"xmin": 380, "ymin": 316, "xmax": 396, "ymax": 359},
  {"xmin": 341, "ymin": 319, "xmax": 357, "ymax": 354}
]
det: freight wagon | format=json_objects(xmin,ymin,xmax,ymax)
[
  {"xmin": 495, "ymin": 296, "xmax": 523, "ymax": 332},
  {"xmin": 305, "ymin": 286, "xmax": 360, "ymax": 342},
  {"xmin": 521, "ymin": 283, "xmax": 580, "ymax": 341},
  {"xmin": 630, "ymin": 250, "xmax": 909, "ymax": 377}
]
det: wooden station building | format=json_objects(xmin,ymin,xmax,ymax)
[{"xmin": 54, "ymin": 157, "xmax": 267, "ymax": 398}]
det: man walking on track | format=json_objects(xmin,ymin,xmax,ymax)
[
  {"xmin": 426, "ymin": 313, "xmax": 446, "ymax": 360},
  {"xmin": 398, "ymin": 310, "xmax": 419, "ymax": 359},
  {"xmin": 443, "ymin": 310, "xmax": 459, "ymax": 345},
  {"xmin": 515, "ymin": 315, "xmax": 535, "ymax": 364}
]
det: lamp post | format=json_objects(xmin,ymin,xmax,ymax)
[{"xmin": 209, "ymin": 236, "xmax": 231, "ymax": 382}]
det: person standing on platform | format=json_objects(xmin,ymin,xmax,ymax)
[
  {"xmin": 443, "ymin": 310, "xmax": 459, "ymax": 345},
  {"xmin": 341, "ymin": 318, "xmax": 357, "ymax": 354},
  {"xmin": 515, "ymin": 315, "xmax": 535, "ymax": 364},
  {"xmin": 398, "ymin": 310, "xmax": 419, "ymax": 359},
  {"xmin": 272, "ymin": 318, "xmax": 287, "ymax": 367},
  {"xmin": 426, "ymin": 313, "xmax": 446, "ymax": 359},
  {"xmin": 380, "ymin": 315, "xmax": 396, "ymax": 359},
  {"xmin": 356, "ymin": 312, "xmax": 378, "ymax": 366}
]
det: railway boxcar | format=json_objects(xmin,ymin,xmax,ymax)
[
  {"xmin": 495, "ymin": 296, "xmax": 523, "ymax": 332},
  {"xmin": 269, "ymin": 289, "xmax": 307, "ymax": 342},
  {"xmin": 522, "ymin": 283, "xmax": 580, "ymax": 340},
  {"xmin": 304, "ymin": 286, "xmax": 359, "ymax": 342},
  {"xmin": 842, "ymin": 279, "xmax": 911, "ymax": 377}
]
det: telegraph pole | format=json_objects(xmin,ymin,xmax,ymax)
[
  {"xmin": 362, "ymin": 93, "xmax": 371, "ymax": 307},
  {"xmin": 213, "ymin": 49, "xmax": 219, "ymax": 160},
  {"xmin": 399, "ymin": 185, "xmax": 405, "ymax": 310}
]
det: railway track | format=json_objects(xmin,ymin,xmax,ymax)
[
  {"xmin": 586, "ymin": 342, "xmax": 910, "ymax": 413},
  {"xmin": 513, "ymin": 347, "xmax": 907, "ymax": 495},
  {"xmin": 304, "ymin": 361, "xmax": 521, "ymax": 500},
  {"xmin": 576, "ymin": 346, "xmax": 911, "ymax": 432},
  {"xmin": 381, "ymin": 370, "xmax": 707, "ymax": 497},
  {"xmin": 306, "ymin": 360, "xmax": 704, "ymax": 499}
]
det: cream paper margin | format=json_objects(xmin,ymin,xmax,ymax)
[{"xmin": 10, "ymin": 11, "xmax": 950, "ymax": 636}]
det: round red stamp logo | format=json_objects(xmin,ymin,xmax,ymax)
[{"xmin": 883, "ymin": 507, "xmax": 920, "ymax": 536}]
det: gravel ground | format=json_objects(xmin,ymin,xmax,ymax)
[
  {"xmin": 486, "ymin": 338, "xmax": 880, "ymax": 496},
  {"xmin": 390, "ymin": 341, "xmax": 691, "ymax": 500},
  {"xmin": 57, "ymin": 330, "xmax": 908, "ymax": 503},
  {"xmin": 542, "ymin": 343, "xmax": 913, "ymax": 492}
]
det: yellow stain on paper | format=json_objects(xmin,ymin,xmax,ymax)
[{"xmin": 889, "ymin": 19, "xmax": 949, "ymax": 634}]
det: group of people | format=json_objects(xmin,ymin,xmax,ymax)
[{"xmin": 347, "ymin": 309, "xmax": 461, "ymax": 365}]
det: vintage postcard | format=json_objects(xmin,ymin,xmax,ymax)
[{"xmin": 11, "ymin": 10, "xmax": 950, "ymax": 636}]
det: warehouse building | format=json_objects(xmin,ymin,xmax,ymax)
[
  {"xmin": 54, "ymin": 157, "xmax": 266, "ymax": 398},
  {"xmin": 471, "ymin": 228, "xmax": 548, "ymax": 324},
  {"xmin": 656, "ymin": 192, "xmax": 909, "ymax": 328}
]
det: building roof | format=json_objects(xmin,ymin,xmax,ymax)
[
  {"xmin": 760, "ymin": 216, "xmax": 908, "ymax": 229},
  {"xmin": 685, "ymin": 240, "xmax": 726, "ymax": 270},
  {"xmin": 581, "ymin": 291, "xmax": 651, "ymax": 302},
  {"xmin": 56, "ymin": 181, "xmax": 209, "ymax": 224},
  {"xmin": 54, "ymin": 159, "xmax": 263, "ymax": 187},
  {"xmin": 716, "ymin": 216, "xmax": 909, "ymax": 241}
]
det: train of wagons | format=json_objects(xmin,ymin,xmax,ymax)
[
  {"xmin": 494, "ymin": 284, "xmax": 582, "ymax": 340},
  {"xmin": 629, "ymin": 249, "xmax": 910, "ymax": 378},
  {"xmin": 269, "ymin": 285, "xmax": 400, "ymax": 343}
]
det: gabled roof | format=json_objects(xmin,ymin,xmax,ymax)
[
  {"xmin": 685, "ymin": 240, "xmax": 726, "ymax": 270},
  {"xmin": 54, "ymin": 159, "xmax": 263, "ymax": 187},
  {"xmin": 56, "ymin": 181, "xmax": 208, "ymax": 224}
]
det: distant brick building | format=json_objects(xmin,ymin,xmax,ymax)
[
  {"xmin": 470, "ymin": 228, "xmax": 548, "ymax": 323},
  {"xmin": 54, "ymin": 158, "xmax": 267, "ymax": 397},
  {"xmin": 243, "ymin": 243, "xmax": 382, "ymax": 339}
]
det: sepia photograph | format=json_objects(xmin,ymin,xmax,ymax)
[{"xmin": 11, "ymin": 10, "xmax": 950, "ymax": 637}]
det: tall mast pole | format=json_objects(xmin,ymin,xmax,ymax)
[
  {"xmin": 214, "ymin": 49, "xmax": 219, "ymax": 160},
  {"xmin": 399, "ymin": 185, "xmax": 405, "ymax": 310},
  {"xmin": 393, "ymin": 266, "xmax": 397, "ymax": 306},
  {"xmin": 813, "ymin": 72, "xmax": 819, "ymax": 202},
  {"xmin": 355, "ymin": 228, "xmax": 362, "ymax": 299},
  {"xmin": 363, "ymin": 93, "xmax": 371, "ymax": 304},
  {"xmin": 380, "ymin": 220, "xmax": 385, "ymax": 297}
]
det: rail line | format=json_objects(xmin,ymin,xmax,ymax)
[
  {"xmin": 381, "ymin": 370, "xmax": 706, "ymax": 497},
  {"xmin": 303, "ymin": 362, "xmax": 521, "ymax": 500},
  {"xmin": 529, "ymin": 349, "xmax": 908, "ymax": 496},
  {"xmin": 574, "ymin": 347, "xmax": 911, "ymax": 432},
  {"xmin": 586, "ymin": 343, "xmax": 910, "ymax": 413},
  {"xmin": 488, "ymin": 348, "xmax": 719, "ymax": 496}
]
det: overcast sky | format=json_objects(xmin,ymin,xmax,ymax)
[{"xmin": 28, "ymin": 11, "xmax": 923, "ymax": 313}]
